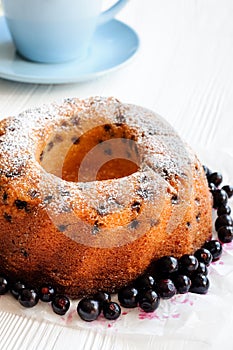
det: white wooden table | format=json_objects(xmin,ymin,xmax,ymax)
[{"xmin": 0, "ymin": 1, "xmax": 233, "ymax": 349}]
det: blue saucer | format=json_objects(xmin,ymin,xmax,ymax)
[{"xmin": 0, "ymin": 17, "xmax": 139, "ymax": 84}]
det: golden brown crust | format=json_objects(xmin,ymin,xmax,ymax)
[{"xmin": 0, "ymin": 97, "xmax": 212, "ymax": 298}]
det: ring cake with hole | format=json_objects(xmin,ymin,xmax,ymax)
[{"xmin": 0, "ymin": 96, "xmax": 212, "ymax": 298}]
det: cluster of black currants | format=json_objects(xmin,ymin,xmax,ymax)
[
  {"xmin": 77, "ymin": 238, "xmax": 222, "ymax": 320},
  {"xmin": 0, "ymin": 278, "xmax": 122, "ymax": 321},
  {"xmin": 0, "ymin": 280, "xmax": 70, "ymax": 316},
  {"xmin": 203, "ymin": 166, "xmax": 233, "ymax": 243},
  {"xmin": 77, "ymin": 292, "xmax": 121, "ymax": 322},
  {"xmin": 116, "ymin": 241, "xmax": 221, "ymax": 314}
]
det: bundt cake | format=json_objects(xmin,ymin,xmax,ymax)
[{"xmin": 0, "ymin": 96, "xmax": 212, "ymax": 298}]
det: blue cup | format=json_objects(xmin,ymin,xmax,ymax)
[{"xmin": 2, "ymin": 0, "xmax": 128, "ymax": 63}]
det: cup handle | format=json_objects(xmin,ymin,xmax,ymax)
[{"xmin": 98, "ymin": 0, "xmax": 129, "ymax": 25}]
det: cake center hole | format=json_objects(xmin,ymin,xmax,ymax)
[{"xmin": 40, "ymin": 123, "xmax": 140, "ymax": 182}]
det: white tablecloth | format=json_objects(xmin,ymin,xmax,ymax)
[{"xmin": 0, "ymin": 1, "xmax": 233, "ymax": 349}]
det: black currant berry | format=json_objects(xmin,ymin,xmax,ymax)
[
  {"xmin": 135, "ymin": 274, "xmax": 155, "ymax": 291},
  {"xmin": 222, "ymin": 185, "xmax": 233, "ymax": 199},
  {"xmin": 178, "ymin": 254, "xmax": 199, "ymax": 274},
  {"xmin": 156, "ymin": 279, "xmax": 176, "ymax": 299},
  {"xmin": 118, "ymin": 286, "xmax": 139, "ymax": 308},
  {"xmin": 193, "ymin": 262, "xmax": 208, "ymax": 276},
  {"xmin": 52, "ymin": 295, "xmax": 70, "ymax": 316},
  {"xmin": 194, "ymin": 248, "xmax": 213, "ymax": 266},
  {"xmin": 39, "ymin": 284, "xmax": 56, "ymax": 302},
  {"xmin": 211, "ymin": 189, "xmax": 228, "ymax": 209},
  {"xmin": 154, "ymin": 256, "xmax": 178, "ymax": 277},
  {"xmin": 0, "ymin": 276, "xmax": 9, "ymax": 295},
  {"xmin": 203, "ymin": 240, "xmax": 222, "ymax": 261},
  {"xmin": 77, "ymin": 298, "xmax": 100, "ymax": 321},
  {"xmin": 10, "ymin": 281, "xmax": 26, "ymax": 299},
  {"xmin": 215, "ymin": 214, "xmax": 233, "ymax": 231},
  {"xmin": 172, "ymin": 274, "xmax": 191, "ymax": 294},
  {"xmin": 190, "ymin": 274, "xmax": 209, "ymax": 294},
  {"xmin": 203, "ymin": 165, "xmax": 212, "ymax": 177},
  {"xmin": 138, "ymin": 289, "xmax": 160, "ymax": 312},
  {"xmin": 18, "ymin": 288, "xmax": 39, "ymax": 308},
  {"xmin": 102, "ymin": 301, "xmax": 121, "ymax": 320},
  {"xmin": 93, "ymin": 291, "xmax": 111, "ymax": 308},
  {"xmin": 217, "ymin": 204, "xmax": 231, "ymax": 216},
  {"xmin": 217, "ymin": 226, "xmax": 233, "ymax": 243},
  {"xmin": 207, "ymin": 172, "xmax": 223, "ymax": 187}
]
